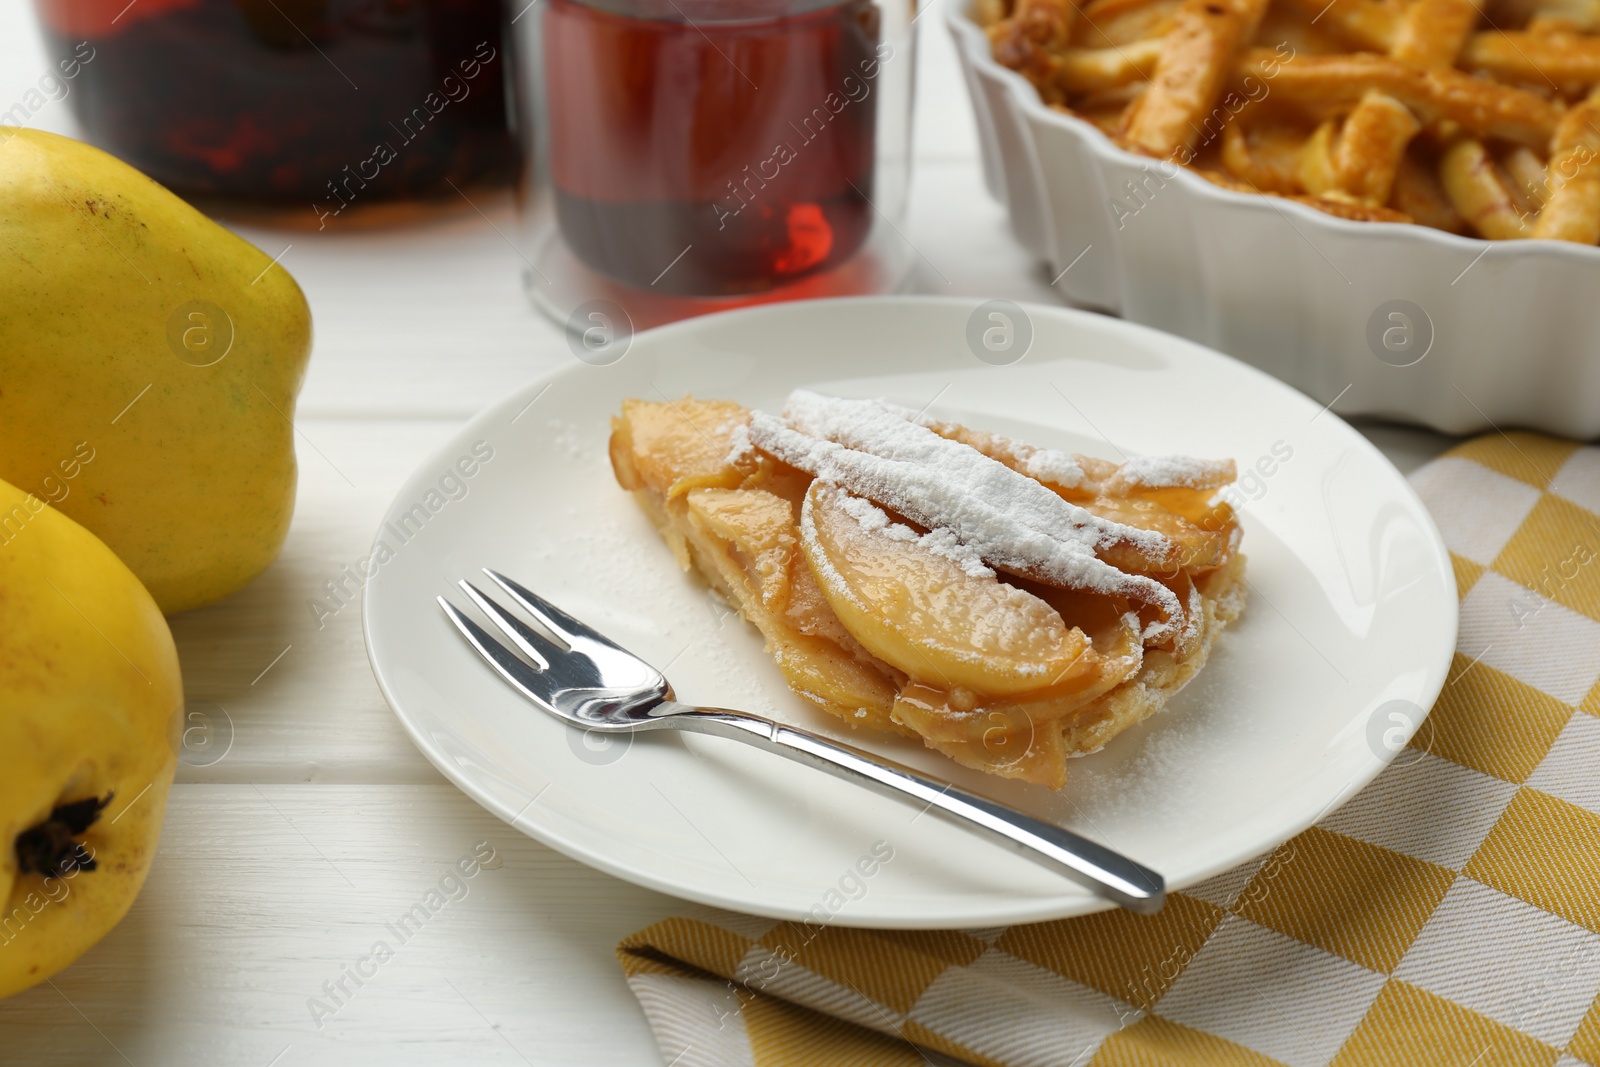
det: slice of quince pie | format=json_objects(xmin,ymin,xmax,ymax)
[{"xmin": 609, "ymin": 390, "xmax": 1246, "ymax": 789}]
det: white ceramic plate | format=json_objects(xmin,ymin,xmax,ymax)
[{"xmin": 363, "ymin": 296, "xmax": 1456, "ymax": 928}]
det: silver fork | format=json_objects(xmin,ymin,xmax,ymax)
[{"xmin": 439, "ymin": 568, "xmax": 1165, "ymax": 913}]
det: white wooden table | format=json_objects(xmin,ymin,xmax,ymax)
[{"xmin": 0, "ymin": 8, "xmax": 1454, "ymax": 1063}]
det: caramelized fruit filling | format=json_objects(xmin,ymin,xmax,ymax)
[{"xmin": 610, "ymin": 392, "xmax": 1246, "ymax": 788}]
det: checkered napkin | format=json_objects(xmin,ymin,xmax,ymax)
[{"xmin": 617, "ymin": 432, "xmax": 1600, "ymax": 1067}]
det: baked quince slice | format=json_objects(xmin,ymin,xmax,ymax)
[
  {"xmin": 1083, "ymin": 495, "xmax": 1234, "ymax": 574},
  {"xmin": 799, "ymin": 480, "xmax": 1096, "ymax": 697},
  {"xmin": 680, "ymin": 487, "xmax": 904, "ymax": 733},
  {"xmin": 609, "ymin": 396, "xmax": 750, "ymax": 501},
  {"xmin": 891, "ymin": 585, "xmax": 1145, "ymax": 787},
  {"xmin": 682, "ymin": 486, "xmax": 796, "ymax": 618}
]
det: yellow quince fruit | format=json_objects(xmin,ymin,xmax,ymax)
[
  {"xmin": 0, "ymin": 127, "xmax": 312, "ymax": 614},
  {"xmin": 0, "ymin": 477, "xmax": 182, "ymax": 999}
]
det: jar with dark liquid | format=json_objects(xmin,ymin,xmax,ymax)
[
  {"xmin": 516, "ymin": 0, "xmax": 916, "ymax": 328},
  {"xmin": 33, "ymin": 0, "xmax": 519, "ymax": 219}
]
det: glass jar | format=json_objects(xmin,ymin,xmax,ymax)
[
  {"xmin": 33, "ymin": 0, "xmax": 520, "ymax": 219},
  {"xmin": 513, "ymin": 0, "xmax": 917, "ymax": 331}
]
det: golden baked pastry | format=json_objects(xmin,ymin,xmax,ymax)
[
  {"xmin": 609, "ymin": 391, "xmax": 1246, "ymax": 788},
  {"xmin": 981, "ymin": 0, "xmax": 1600, "ymax": 243}
]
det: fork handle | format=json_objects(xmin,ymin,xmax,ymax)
[{"xmin": 661, "ymin": 704, "xmax": 1165, "ymax": 913}]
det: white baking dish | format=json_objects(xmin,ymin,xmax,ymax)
[{"xmin": 947, "ymin": 2, "xmax": 1600, "ymax": 437}]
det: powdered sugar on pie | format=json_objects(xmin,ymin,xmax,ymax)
[{"xmin": 748, "ymin": 391, "xmax": 1186, "ymax": 639}]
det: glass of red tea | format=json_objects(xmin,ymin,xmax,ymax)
[{"xmin": 515, "ymin": 0, "xmax": 917, "ymax": 328}]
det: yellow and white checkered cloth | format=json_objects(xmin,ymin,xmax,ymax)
[{"xmin": 617, "ymin": 432, "xmax": 1600, "ymax": 1067}]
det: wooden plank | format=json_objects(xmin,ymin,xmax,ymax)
[
  {"xmin": 0, "ymin": 784, "xmax": 683, "ymax": 1066},
  {"xmin": 170, "ymin": 419, "xmax": 463, "ymax": 784},
  {"xmin": 246, "ymin": 208, "xmax": 571, "ymax": 422}
]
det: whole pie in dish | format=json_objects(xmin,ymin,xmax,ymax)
[
  {"xmin": 980, "ymin": 0, "xmax": 1600, "ymax": 244},
  {"xmin": 609, "ymin": 391, "xmax": 1246, "ymax": 788}
]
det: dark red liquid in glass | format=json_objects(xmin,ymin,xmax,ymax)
[
  {"xmin": 544, "ymin": 0, "xmax": 880, "ymax": 295},
  {"xmin": 34, "ymin": 0, "xmax": 517, "ymax": 209}
]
